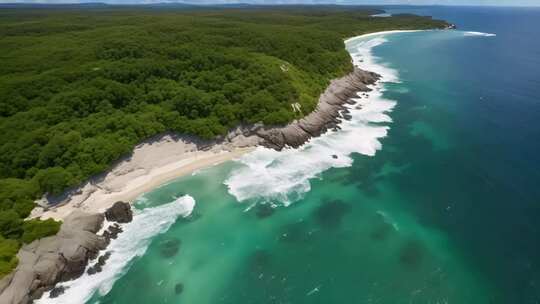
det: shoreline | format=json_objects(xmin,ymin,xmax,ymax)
[
  {"xmin": 343, "ymin": 29, "xmax": 425, "ymax": 44},
  {"xmin": 31, "ymin": 29, "xmax": 430, "ymax": 222},
  {"xmin": 31, "ymin": 134, "xmax": 258, "ymax": 221},
  {"xmin": 4, "ymin": 28, "xmax": 442, "ymax": 303}
]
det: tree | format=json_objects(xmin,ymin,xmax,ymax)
[
  {"xmin": 0, "ymin": 211, "xmax": 23, "ymax": 239},
  {"xmin": 21, "ymin": 219, "xmax": 61, "ymax": 244},
  {"xmin": 32, "ymin": 167, "xmax": 75, "ymax": 196}
]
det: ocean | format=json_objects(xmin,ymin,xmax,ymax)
[{"xmin": 37, "ymin": 6, "xmax": 540, "ymax": 304}]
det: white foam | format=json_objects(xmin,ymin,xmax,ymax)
[
  {"xmin": 463, "ymin": 31, "xmax": 496, "ymax": 37},
  {"xmin": 344, "ymin": 30, "xmax": 423, "ymax": 44},
  {"xmin": 225, "ymin": 32, "xmax": 406, "ymax": 206},
  {"xmin": 35, "ymin": 195, "xmax": 196, "ymax": 304},
  {"xmin": 371, "ymin": 13, "xmax": 392, "ymax": 18}
]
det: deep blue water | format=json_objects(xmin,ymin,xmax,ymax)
[{"xmin": 381, "ymin": 5, "xmax": 540, "ymax": 303}]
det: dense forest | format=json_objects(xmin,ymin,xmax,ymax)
[{"xmin": 0, "ymin": 5, "xmax": 448, "ymax": 276}]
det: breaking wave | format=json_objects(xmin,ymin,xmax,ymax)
[
  {"xmin": 35, "ymin": 195, "xmax": 196, "ymax": 304},
  {"xmin": 464, "ymin": 31, "xmax": 497, "ymax": 37},
  {"xmin": 225, "ymin": 32, "xmax": 404, "ymax": 206}
]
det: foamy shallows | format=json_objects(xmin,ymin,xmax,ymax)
[
  {"xmin": 35, "ymin": 195, "xmax": 196, "ymax": 304},
  {"xmin": 225, "ymin": 32, "xmax": 404, "ymax": 206}
]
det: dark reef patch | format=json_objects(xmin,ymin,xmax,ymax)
[
  {"xmin": 255, "ymin": 204, "xmax": 275, "ymax": 219},
  {"xmin": 399, "ymin": 239, "xmax": 426, "ymax": 269},
  {"xmin": 159, "ymin": 238, "xmax": 182, "ymax": 258},
  {"xmin": 369, "ymin": 213, "xmax": 395, "ymax": 241},
  {"xmin": 175, "ymin": 283, "xmax": 184, "ymax": 295},
  {"xmin": 313, "ymin": 200, "xmax": 352, "ymax": 229}
]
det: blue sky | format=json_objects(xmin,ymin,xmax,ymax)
[{"xmin": 2, "ymin": 0, "xmax": 539, "ymax": 6}]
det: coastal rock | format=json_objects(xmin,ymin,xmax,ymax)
[
  {"xmin": 49, "ymin": 286, "xmax": 66, "ymax": 298},
  {"xmin": 257, "ymin": 68, "xmax": 380, "ymax": 150},
  {"xmin": 97, "ymin": 251, "xmax": 112, "ymax": 266},
  {"xmin": 103, "ymin": 224, "xmax": 123, "ymax": 242},
  {"xmin": 0, "ymin": 211, "xmax": 106, "ymax": 304},
  {"xmin": 87, "ymin": 267, "xmax": 97, "ymax": 275},
  {"xmin": 105, "ymin": 201, "xmax": 133, "ymax": 223}
]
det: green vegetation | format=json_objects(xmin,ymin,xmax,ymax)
[
  {"xmin": 0, "ymin": 5, "xmax": 448, "ymax": 276},
  {"xmin": 0, "ymin": 236, "xmax": 19, "ymax": 277}
]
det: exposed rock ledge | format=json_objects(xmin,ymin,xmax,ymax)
[
  {"xmin": 256, "ymin": 67, "xmax": 380, "ymax": 150},
  {"xmin": 0, "ymin": 202, "xmax": 133, "ymax": 304}
]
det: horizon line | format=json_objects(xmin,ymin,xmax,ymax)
[{"xmin": 1, "ymin": 1, "xmax": 540, "ymax": 7}]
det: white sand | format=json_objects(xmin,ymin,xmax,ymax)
[
  {"xmin": 31, "ymin": 132, "xmax": 259, "ymax": 221},
  {"xmin": 343, "ymin": 30, "xmax": 425, "ymax": 44}
]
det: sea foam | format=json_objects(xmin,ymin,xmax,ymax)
[
  {"xmin": 225, "ymin": 33, "xmax": 401, "ymax": 206},
  {"xmin": 464, "ymin": 31, "xmax": 497, "ymax": 37},
  {"xmin": 35, "ymin": 195, "xmax": 196, "ymax": 304}
]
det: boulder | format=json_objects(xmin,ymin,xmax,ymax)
[
  {"xmin": 0, "ymin": 211, "xmax": 106, "ymax": 304},
  {"xmin": 105, "ymin": 201, "xmax": 133, "ymax": 223},
  {"xmin": 103, "ymin": 224, "xmax": 123, "ymax": 242},
  {"xmin": 97, "ymin": 251, "xmax": 112, "ymax": 267},
  {"xmin": 62, "ymin": 210, "xmax": 104, "ymax": 233}
]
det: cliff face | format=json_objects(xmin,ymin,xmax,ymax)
[
  {"xmin": 0, "ymin": 203, "xmax": 132, "ymax": 304},
  {"xmin": 256, "ymin": 68, "xmax": 380, "ymax": 150}
]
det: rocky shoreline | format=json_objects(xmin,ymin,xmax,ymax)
[
  {"xmin": 0, "ymin": 202, "xmax": 133, "ymax": 304},
  {"xmin": 4, "ymin": 66, "xmax": 381, "ymax": 304},
  {"xmin": 31, "ymin": 66, "xmax": 379, "ymax": 221},
  {"xmin": 256, "ymin": 67, "xmax": 380, "ymax": 150}
]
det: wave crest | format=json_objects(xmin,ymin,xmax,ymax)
[{"xmin": 464, "ymin": 31, "xmax": 496, "ymax": 37}]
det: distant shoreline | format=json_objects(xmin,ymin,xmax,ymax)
[{"xmin": 344, "ymin": 30, "xmax": 425, "ymax": 44}]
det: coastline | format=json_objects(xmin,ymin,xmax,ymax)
[
  {"xmin": 343, "ymin": 29, "xmax": 424, "ymax": 44},
  {"xmin": 0, "ymin": 28, "xmax": 447, "ymax": 303},
  {"xmin": 31, "ymin": 134, "xmax": 258, "ymax": 221},
  {"xmin": 30, "ymin": 29, "xmax": 424, "ymax": 222}
]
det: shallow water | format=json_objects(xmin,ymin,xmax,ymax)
[{"xmin": 40, "ymin": 6, "xmax": 540, "ymax": 304}]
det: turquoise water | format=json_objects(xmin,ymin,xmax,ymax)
[{"xmin": 41, "ymin": 7, "xmax": 540, "ymax": 304}]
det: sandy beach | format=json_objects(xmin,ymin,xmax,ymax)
[{"xmin": 31, "ymin": 132, "xmax": 259, "ymax": 221}]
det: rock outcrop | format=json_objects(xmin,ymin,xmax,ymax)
[
  {"xmin": 256, "ymin": 67, "xmax": 380, "ymax": 150},
  {"xmin": 105, "ymin": 201, "xmax": 133, "ymax": 223},
  {"xmin": 0, "ymin": 203, "xmax": 133, "ymax": 304},
  {"xmin": 0, "ymin": 211, "xmax": 106, "ymax": 304}
]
